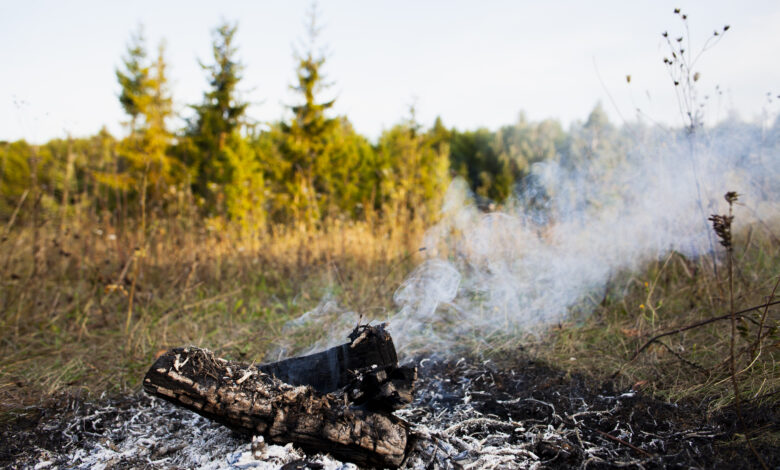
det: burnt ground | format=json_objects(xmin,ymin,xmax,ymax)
[{"xmin": 1, "ymin": 356, "xmax": 778, "ymax": 469}]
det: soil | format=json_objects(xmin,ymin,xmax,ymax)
[{"xmin": 1, "ymin": 355, "xmax": 777, "ymax": 469}]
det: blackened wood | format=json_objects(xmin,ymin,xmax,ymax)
[
  {"xmin": 143, "ymin": 346, "xmax": 413, "ymax": 468},
  {"xmin": 256, "ymin": 324, "xmax": 398, "ymax": 394},
  {"xmin": 347, "ymin": 364, "xmax": 417, "ymax": 412}
]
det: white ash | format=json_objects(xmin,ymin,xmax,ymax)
[
  {"xmin": 26, "ymin": 395, "xmax": 355, "ymax": 470},
  {"xmin": 19, "ymin": 357, "xmax": 722, "ymax": 469}
]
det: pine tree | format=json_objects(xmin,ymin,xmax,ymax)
[
  {"xmin": 184, "ymin": 21, "xmax": 263, "ymax": 225},
  {"xmin": 185, "ymin": 21, "xmax": 249, "ymax": 211},
  {"xmin": 278, "ymin": 4, "xmax": 337, "ymax": 226},
  {"xmin": 110, "ymin": 27, "xmax": 177, "ymax": 209}
]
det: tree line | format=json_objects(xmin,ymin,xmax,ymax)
[{"xmin": 5, "ymin": 17, "xmax": 764, "ymax": 231}]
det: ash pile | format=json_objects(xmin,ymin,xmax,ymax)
[{"xmin": 4, "ymin": 353, "xmax": 768, "ymax": 469}]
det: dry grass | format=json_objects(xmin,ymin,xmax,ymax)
[
  {"xmin": 0, "ymin": 211, "xmax": 425, "ymax": 407},
  {"xmin": 1, "ymin": 204, "xmax": 777, "ymax": 423},
  {"xmin": 531, "ymin": 224, "xmax": 780, "ymax": 412}
]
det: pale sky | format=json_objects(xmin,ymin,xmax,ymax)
[{"xmin": 2, "ymin": 0, "xmax": 779, "ymax": 143}]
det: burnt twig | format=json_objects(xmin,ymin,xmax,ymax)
[{"xmin": 594, "ymin": 429, "xmax": 653, "ymax": 458}]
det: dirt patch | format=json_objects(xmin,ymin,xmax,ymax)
[{"xmin": 1, "ymin": 356, "xmax": 777, "ymax": 469}]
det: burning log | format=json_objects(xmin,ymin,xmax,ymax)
[{"xmin": 143, "ymin": 325, "xmax": 416, "ymax": 468}]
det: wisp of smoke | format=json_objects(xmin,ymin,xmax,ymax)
[{"xmin": 287, "ymin": 117, "xmax": 780, "ymax": 357}]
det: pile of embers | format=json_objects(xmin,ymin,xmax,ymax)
[{"xmin": 2, "ymin": 329, "xmax": 778, "ymax": 469}]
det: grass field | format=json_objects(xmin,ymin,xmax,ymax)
[{"xmin": 0, "ymin": 209, "xmax": 778, "ymax": 425}]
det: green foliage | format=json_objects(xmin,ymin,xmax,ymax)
[
  {"xmin": 376, "ymin": 110, "xmax": 450, "ymax": 222},
  {"xmin": 450, "ymin": 128, "xmax": 513, "ymax": 203},
  {"xmin": 316, "ymin": 118, "xmax": 377, "ymax": 219},
  {"xmin": 109, "ymin": 28, "xmax": 179, "ymax": 212},
  {"xmin": 116, "ymin": 26, "xmax": 148, "ymax": 132},
  {"xmin": 0, "ymin": 141, "xmax": 34, "ymax": 215},
  {"xmin": 184, "ymin": 21, "xmax": 260, "ymax": 222},
  {"xmin": 449, "ymin": 113, "xmax": 566, "ymax": 205},
  {"xmin": 277, "ymin": 7, "xmax": 338, "ymax": 226},
  {"xmin": 222, "ymin": 133, "xmax": 265, "ymax": 227}
]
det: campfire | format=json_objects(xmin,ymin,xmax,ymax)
[
  {"xmin": 5, "ymin": 331, "xmax": 768, "ymax": 469},
  {"xmin": 134, "ymin": 324, "xmax": 731, "ymax": 469}
]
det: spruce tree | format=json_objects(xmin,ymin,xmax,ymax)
[
  {"xmin": 116, "ymin": 26, "xmax": 148, "ymax": 138},
  {"xmin": 112, "ymin": 27, "xmax": 176, "ymax": 207},
  {"xmin": 186, "ymin": 21, "xmax": 250, "ymax": 213},
  {"xmin": 184, "ymin": 21, "xmax": 264, "ymax": 225},
  {"xmin": 279, "ymin": 5, "xmax": 337, "ymax": 226}
]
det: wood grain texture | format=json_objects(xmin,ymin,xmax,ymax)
[{"xmin": 143, "ymin": 326, "xmax": 415, "ymax": 468}]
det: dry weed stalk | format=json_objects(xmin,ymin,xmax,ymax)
[{"xmin": 709, "ymin": 191, "xmax": 768, "ymax": 470}]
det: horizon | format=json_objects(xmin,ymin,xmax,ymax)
[{"xmin": 3, "ymin": 0, "xmax": 780, "ymax": 143}]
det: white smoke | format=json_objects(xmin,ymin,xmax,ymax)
[
  {"xmin": 388, "ymin": 119, "xmax": 779, "ymax": 353},
  {"xmin": 279, "ymin": 117, "xmax": 779, "ymax": 357}
]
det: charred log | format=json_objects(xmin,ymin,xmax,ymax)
[
  {"xmin": 257, "ymin": 325, "xmax": 399, "ymax": 394},
  {"xmin": 143, "ymin": 326, "xmax": 416, "ymax": 468}
]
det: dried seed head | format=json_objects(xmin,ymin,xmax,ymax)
[
  {"xmin": 709, "ymin": 214, "xmax": 733, "ymax": 249},
  {"xmin": 724, "ymin": 191, "xmax": 739, "ymax": 204}
]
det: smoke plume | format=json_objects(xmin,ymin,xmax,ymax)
[{"xmin": 288, "ymin": 117, "xmax": 779, "ymax": 357}]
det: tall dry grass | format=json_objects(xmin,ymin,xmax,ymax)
[{"xmin": 0, "ymin": 207, "xmax": 426, "ymax": 407}]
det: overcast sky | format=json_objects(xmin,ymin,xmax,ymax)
[{"xmin": 2, "ymin": 0, "xmax": 779, "ymax": 143}]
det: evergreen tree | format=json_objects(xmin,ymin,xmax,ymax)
[
  {"xmin": 116, "ymin": 26, "xmax": 148, "ymax": 137},
  {"xmin": 376, "ymin": 108, "xmax": 450, "ymax": 222},
  {"xmin": 185, "ymin": 21, "xmax": 251, "ymax": 213},
  {"xmin": 111, "ymin": 28, "xmax": 177, "ymax": 208},
  {"xmin": 278, "ymin": 5, "xmax": 337, "ymax": 226}
]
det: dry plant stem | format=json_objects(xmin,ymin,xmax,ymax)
[
  {"xmin": 726, "ymin": 211, "xmax": 742, "ymax": 425},
  {"xmin": 29, "ymin": 148, "xmax": 40, "ymax": 278},
  {"xmin": 125, "ymin": 253, "xmax": 139, "ymax": 336},
  {"xmin": 126, "ymin": 170, "xmax": 149, "ymax": 345},
  {"xmin": 725, "ymin": 197, "xmax": 768, "ymax": 470},
  {"xmin": 2, "ymin": 189, "xmax": 29, "ymax": 238},
  {"xmin": 617, "ymin": 299, "xmax": 780, "ymax": 373},
  {"xmin": 752, "ymin": 275, "xmax": 780, "ymax": 358}
]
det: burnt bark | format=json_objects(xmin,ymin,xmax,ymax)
[
  {"xmin": 143, "ymin": 326, "xmax": 416, "ymax": 468},
  {"xmin": 257, "ymin": 324, "xmax": 399, "ymax": 394}
]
